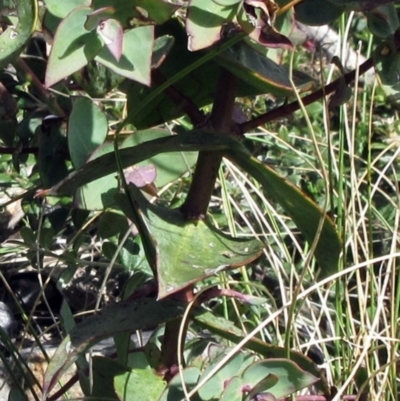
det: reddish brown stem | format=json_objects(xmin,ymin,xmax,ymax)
[
  {"xmin": 151, "ymin": 70, "xmax": 207, "ymax": 127},
  {"xmin": 13, "ymin": 57, "xmax": 65, "ymax": 117},
  {"xmin": 181, "ymin": 69, "xmax": 237, "ymax": 219},
  {"xmin": 0, "ymin": 147, "xmax": 38, "ymax": 154},
  {"xmin": 238, "ymin": 57, "xmax": 374, "ymax": 134}
]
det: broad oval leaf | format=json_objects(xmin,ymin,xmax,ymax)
[
  {"xmin": 43, "ymin": 0, "xmax": 90, "ymax": 18},
  {"xmin": 365, "ymin": 4, "xmax": 400, "ymax": 38},
  {"xmin": 75, "ymin": 129, "xmax": 198, "ymax": 210},
  {"xmin": 186, "ymin": 0, "xmax": 239, "ymax": 51},
  {"xmin": 242, "ymin": 359, "xmax": 318, "ymax": 398},
  {"xmin": 92, "ymin": 0, "xmax": 179, "ymax": 26},
  {"xmin": 68, "ymin": 96, "xmax": 108, "ymax": 168},
  {"xmin": 97, "ymin": 18, "xmax": 124, "ymax": 62},
  {"xmin": 43, "ymin": 297, "xmax": 185, "ymax": 398},
  {"xmin": 95, "ymin": 26, "xmax": 153, "ymax": 85},
  {"xmin": 45, "ymin": 7, "xmax": 103, "ymax": 88},
  {"xmin": 114, "ymin": 368, "xmax": 165, "ymax": 401},
  {"xmin": 0, "ymin": 0, "xmax": 37, "ymax": 70},
  {"xmin": 294, "ymin": 0, "xmax": 344, "ymax": 26},
  {"xmin": 193, "ymin": 311, "xmax": 330, "ymax": 395},
  {"xmin": 373, "ymin": 36, "xmax": 400, "ymax": 102},
  {"xmin": 116, "ymin": 185, "xmax": 263, "ymax": 298},
  {"xmin": 158, "ymin": 366, "xmax": 201, "ymax": 401},
  {"xmin": 220, "ymin": 376, "xmax": 245, "ymax": 401},
  {"xmin": 198, "ymin": 353, "xmax": 249, "ymax": 400}
]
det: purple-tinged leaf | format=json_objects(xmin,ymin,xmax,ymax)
[
  {"xmin": 125, "ymin": 164, "xmax": 157, "ymax": 187},
  {"xmin": 238, "ymin": 0, "xmax": 292, "ymax": 48},
  {"xmin": 45, "ymin": 7, "xmax": 103, "ymax": 88},
  {"xmin": 84, "ymin": 7, "xmax": 115, "ymax": 31},
  {"xmin": 95, "ymin": 26, "xmax": 153, "ymax": 85},
  {"xmin": 97, "ymin": 18, "xmax": 124, "ymax": 62}
]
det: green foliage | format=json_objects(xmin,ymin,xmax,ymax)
[{"xmin": 1, "ymin": 0, "xmax": 400, "ymax": 400}]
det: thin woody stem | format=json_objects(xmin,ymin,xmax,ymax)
[{"xmin": 238, "ymin": 56, "xmax": 374, "ymax": 134}]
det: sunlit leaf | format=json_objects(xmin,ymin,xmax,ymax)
[
  {"xmin": 84, "ymin": 6, "xmax": 115, "ymax": 31},
  {"xmin": 97, "ymin": 18, "xmax": 124, "ymax": 61},
  {"xmin": 74, "ymin": 129, "xmax": 197, "ymax": 210},
  {"xmin": 186, "ymin": 0, "xmax": 239, "ymax": 51},
  {"xmin": 43, "ymin": 0, "xmax": 90, "ymax": 18},
  {"xmin": 114, "ymin": 368, "xmax": 165, "ymax": 401},
  {"xmin": 242, "ymin": 359, "xmax": 318, "ymax": 398},
  {"xmin": 45, "ymin": 7, "xmax": 103, "ymax": 88},
  {"xmin": 116, "ymin": 185, "xmax": 263, "ymax": 298},
  {"xmin": 194, "ymin": 311, "xmax": 330, "ymax": 395},
  {"xmin": 0, "ymin": 0, "xmax": 38, "ymax": 70},
  {"xmin": 95, "ymin": 26, "xmax": 153, "ymax": 85},
  {"xmin": 158, "ymin": 367, "xmax": 201, "ymax": 401}
]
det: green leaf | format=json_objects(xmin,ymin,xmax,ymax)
[
  {"xmin": 114, "ymin": 368, "xmax": 166, "ymax": 401},
  {"xmin": 122, "ymin": 130, "xmax": 198, "ymax": 188},
  {"xmin": 116, "ymin": 185, "xmax": 263, "ymax": 298},
  {"xmin": 126, "ymin": 20, "xmax": 314, "ymax": 129},
  {"xmin": 92, "ymin": 0, "xmax": 179, "ymax": 26},
  {"xmin": 91, "ymin": 356, "xmax": 128, "ymax": 401},
  {"xmin": 244, "ymin": 374, "xmax": 279, "ymax": 401},
  {"xmin": 42, "ymin": 297, "xmax": 185, "ymax": 398},
  {"xmin": 0, "ymin": 0, "xmax": 37, "ymax": 70},
  {"xmin": 226, "ymin": 142, "xmax": 341, "ymax": 276},
  {"xmin": 68, "ymin": 96, "xmax": 108, "ymax": 168},
  {"xmin": 327, "ymin": 0, "xmax": 394, "ymax": 11},
  {"xmin": 74, "ymin": 141, "xmax": 118, "ymax": 210},
  {"xmin": 365, "ymin": 4, "xmax": 400, "ymax": 38},
  {"xmin": 75, "ymin": 129, "xmax": 197, "ymax": 210},
  {"xmin": 194, "ymin": 311, "xmax": 330, "ymax": 395},
  {"xmin": 294, "ymin": 0, "xmax": 344, "ymax": 26},
  {"xmin": 220, "ymin": 376, "xmax": 244, "ymax": 401},
  {"xmin": 158, "ymin": 366, "xmax": 201, "ymax": 401},
  {"xmin": 47, "ymin": 132, "xmax": 340, "ymax": 274},
  {"xmin": 198, "ymin": 353, "xmax": 249, "ymax": 400},
  {"xmin": 73, "ymin": 60, "xmax": 125, "ymax": 97},
  {"xmin": 152, "ymin": 35, "xmax": 175, "ymax": 69},
  {"xmin": 216, "ymin": 41, "xmax": 316, "ymax": 97},
  {"xmin": 43, "ymin": 0, "xmax": 90, "ymax": 18},
  {"xmin": 84, "ymin": 7, "xmax": 115, "ymax": 31},
  {"xmin": 242, "ymin": 359, "xmax": 318, "ymax": 398},
  {"xmin": 45, "ymin": 7, "xmax": 103, "ymax": 88},
  {"xmin": 98, "ymin": 211, "xmax": 129, "ymax": 239},
  {"xmin": 96, "ymin": 26, "xmax": 153, "ymax": 85},
  {"xmin": 133, "ymin": 0, "xmax": 180, "ymax": 24},
  {"xmin": 97, "ymin": 18, "xmax": 124, "ymax": 62},
  {"xmin": 186, "ymin": 0, "xmax": 239, "ymax": 51},
  {"xmin": 373, "ymin": 36, "xmax": 400, "ymax": 102}
]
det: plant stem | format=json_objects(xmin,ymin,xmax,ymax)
[
  {"xmin": 181, "ymin": 69, "xmax": 238, "ymax": 219},
  {"xmin": 13, "ymin": 57, "xmax": 65, "ymax": 117},
  {"xmin": 151, "ymin": 70, "xmax": 207, "ymax": 126},
  {"xmin": 238, "ymin": 56, "xmax": 374, "ymax": 134},
  {"xmin": 159, "ymin": 287, "xmax": 193, "ymax": 378}
]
